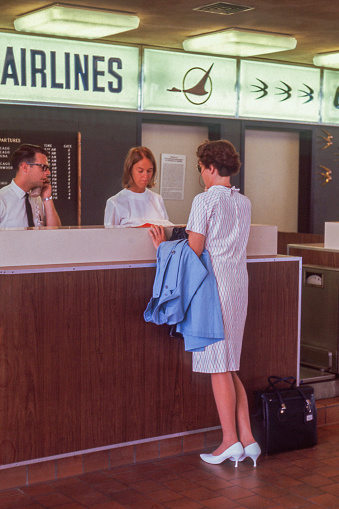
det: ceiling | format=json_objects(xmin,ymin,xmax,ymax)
[{"xmin": 0, "ymin": 0, "xmax": 338, "ymax": 68}]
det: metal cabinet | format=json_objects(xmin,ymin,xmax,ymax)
[{"xmin": 301, "ymin": 264, "xmax": 339, "ymax": 376}]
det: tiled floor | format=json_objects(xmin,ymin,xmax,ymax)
[{"xmin": 3, "ymin": 425, "xmax": 339, "ymax": 508}]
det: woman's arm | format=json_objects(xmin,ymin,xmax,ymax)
[
  {"xmin": 150, "ymin": 225, "xmax": 206, "ymax": 258},
  {"xmin": 188, "ymin": 231, "xmax": 205, "ymax": 257},
  {"xmin": 104, "ymin": 199, "xmax": 119, "ymax": 226}
]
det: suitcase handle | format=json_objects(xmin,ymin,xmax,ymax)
[
  {"xmin": 268, "ymin": 376, "xmax": 296, "ymax": 389},
  {"xmin": 267, "ymin": 376, "xmax": 312, "ymax": 416}
]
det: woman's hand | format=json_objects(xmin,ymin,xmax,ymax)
[{"xmin": 149, "ymin": 224, "xmax": 167, "ymax": 249}]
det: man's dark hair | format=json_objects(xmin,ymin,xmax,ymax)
[{"xmin": 11, "ymin": 144, "xmax": 48, "ymax": 173}]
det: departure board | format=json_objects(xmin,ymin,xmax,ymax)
[{"xmin": 0, "ymin": 131, "xmax": 80, "ymax": 226}]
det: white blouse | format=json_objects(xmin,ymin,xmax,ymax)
[{"xmin": 104, "ymin": 188, "xmax": 172, "ymax": 227}]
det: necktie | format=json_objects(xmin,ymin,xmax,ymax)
[{"xmin": 25, "ymin": 193, "xmax": 34, "ymax": 227}]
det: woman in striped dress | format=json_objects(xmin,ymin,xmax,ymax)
[{"xmin": 150, "ymin": 140, "xmax": 260, "ymax": 468}]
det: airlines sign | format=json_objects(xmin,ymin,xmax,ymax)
[{"xmin": 0, "ymin": 33, "xmax": 139, "ymax": 109}]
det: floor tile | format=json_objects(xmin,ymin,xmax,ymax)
[
  {"xmin": 298, "ymin": 473, "xmax": 335, "ymax": 487},
  {"xmin": 229, "ymin": 474, "xmax": 266, "ymax": 489},
  {"xmin": 216, "ymin": 485, "xmax": 253, "ymax": 500},
  {"xmin": 0, "ymin": 467, "xmax": 27, "ymax": 490},
  {"xmin": 197, "ymin": 477, "xmax": 233, "ymax": 490},
  {"xmin": 27, "ymin": 461, "xmax": 56, "ymax": 485},
  {"xmin": 7, "ymin": 424, "xmax": 339, "ymax": 508},
  {"xmin": 31, "ymin": 491, "xmax": 74, "ymax": 507},
  {"xmin": 128, "ymin": 479, "xmax": 164, "ymax": 493},
  {"xmin": 308, "ymin": 491, "xmax": 339, "ymax": 506},
  {"xmin": 88, "ymin": 502, "xmax": 125, "ymax": 508},
  {"xmin": 270, "ymin": 475, "xmax": 303, "ymax": 488},
  {"xmin": 163, "ymin": 478, "xmax": 199, "ymax": 493},
  {"xmin": 180, "ymin": 486, "xmax": 219, "ymax": 501},
  {"xmin": 235, "ymin": 494, "xmax": 275, "ymax": 508},
  {"xmin": 164, "ymin": 498, "xmax": 205, "ymax": 508},
  {"xmin": 203, "ymin": 497, "xmax": 239, "ymax": 508},
  {"xmin": 250, "ymin": 485, "xmax": 286, "ymax": 499},
  {"xmin": 52, "ymin": 503, "xmax": 86, "ymax": 509},
  {"xmin": 148, "ymin": 488, "xmax": 184, "ymax": 503}
]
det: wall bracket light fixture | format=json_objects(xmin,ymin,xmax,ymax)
[
  {"xmin": 14, "ymin": 3, "xmax": 140, "ymax": 39},
  {"xmin": 183, "ymin": 28, "xmax": 297, "ymax": 57}
]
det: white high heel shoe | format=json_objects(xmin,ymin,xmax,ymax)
[
  {"xmin": 200, "ymin": 441, "xmax": 244, "ymax": 467},
  {"xmin": 237, "ymin": 442, "xmax": 261, "ymax": 467}
]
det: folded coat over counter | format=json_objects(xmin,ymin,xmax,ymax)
[{"xmin": 144, "ymin": 239, "xmax": 224, "ymax": 352}]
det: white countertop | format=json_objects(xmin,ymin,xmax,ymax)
[{"xmin": 0, "ymin": 224, "xmax": 278, "ymax": 268}]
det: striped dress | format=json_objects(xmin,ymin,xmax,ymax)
[{"xmin": 186, "ymin": 185, "xmax": 251, "ymax": 373}]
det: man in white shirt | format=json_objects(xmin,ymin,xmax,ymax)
[{"xmin": 0, "ymin": 144, "xmax": 61, "ymax": 228}]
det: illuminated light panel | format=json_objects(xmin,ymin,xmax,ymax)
[
  {"xmin": 183, "ymin": 28, "xmax": 297, "ymax": 57},
  {"xmin": 142, "ymin": 48, "xmax": 237, "ymax": 116},
  {"xmin": 239, "ymin": 60, "xmax": 320, "ymax": 122},
  {"xmin": 0, "ymin": 32, "xmax": 139, "ymax": 110},
  {"xmin": 314, "ymin": 52, "xmax": 339, "ymax": 69},
  {"xmin": 321, "ymin": 70, "xmax": 339, "ymax": 124},
  {"xmin": 14, "ymin": 4, "xmax": 140, "ymax": 39}
]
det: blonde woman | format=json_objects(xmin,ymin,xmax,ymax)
[{"xmin": 104, "ymin": 146, "xmax": 171, "ymax": 227}]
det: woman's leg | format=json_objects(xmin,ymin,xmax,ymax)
[
  {"xmin": 231, "ymin": 372, "xmax": 256, "ymax": 447},
  {"xmin": 211, "ymin": 371, "xmax": 239, "ymax": 455}
]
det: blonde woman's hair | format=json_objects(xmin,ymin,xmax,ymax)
[{"xmin": 122, "ymin": 146, "xmax": 156, "ymax": 189}]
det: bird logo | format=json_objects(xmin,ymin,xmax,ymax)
[{"xmin": 167, "ymin": 64, "xmax": 213, "ymax": 105}]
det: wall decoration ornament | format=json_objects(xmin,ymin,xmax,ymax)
[
  {"xmin": 317, "ymin": 129, "xmax": 333, "ymax": 150},
  {"xmin": 317, "ymin": 165, "xmax": 332, "ymax": 185}
]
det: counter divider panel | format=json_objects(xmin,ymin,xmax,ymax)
[{"xmin": 0, "ymin": 259, "xmax": 300, "ymax": 463}]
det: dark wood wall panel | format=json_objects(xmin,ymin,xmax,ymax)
[
  {"xmin": 240, "ymin": 260, "xmax": 300, "ymax": 407},
  {"xmin": 0, "ymin": 259, "xmax": 299, "ymax": 464},
  {"xmin": 288, "ymin": 247, "xmax": 339, "ymax": 268},
  {"xmin": 278, "ymin": 232, "xmax": 324, "ymax": 255},
  {"xmin": 312, "ymin": 126, "xmax": 339, "ymax": 234}
]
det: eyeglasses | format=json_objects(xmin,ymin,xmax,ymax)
[{"xmin": 26, "ymin": 163, "xmax": 50, "ymax": 172}]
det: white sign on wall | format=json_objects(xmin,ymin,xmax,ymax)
[
  {"xmin": 239, "ymin": 60, "xmax": 321, "ymax": 123},
  {"xmin": 142, "ymin": 48, "xmax": 237, "ymax": 116},
  {"xmin": 0, "ymin": 33, "xmax": 139, "ymax": 110},
  {"xmin": 160, "ymin": 154, "xmax": 186, "ymax": 200}
]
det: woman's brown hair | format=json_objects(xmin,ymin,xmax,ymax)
[
  {"xmin": 197, "ymin": 140, "xmax": 241, "ymax": 177},
  {"xmin": 122, "ymin": 147, "xmax": 157, "ymax": 189}
]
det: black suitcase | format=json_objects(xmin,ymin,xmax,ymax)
[{"xmin": 251, "ymin": 376, "xmax": 317, "ymax": 455}]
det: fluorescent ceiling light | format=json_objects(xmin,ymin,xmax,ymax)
[
  {"xmin": 313, "ymin": 52, "xmax": 339, "ymax": 69},
  {"xmin": 14, "ymin": 4, "xmax": 140, "ymax": 39},
  {"xmin": 183, "ymin": 28, "xmax": 297, "ymax": 57}
]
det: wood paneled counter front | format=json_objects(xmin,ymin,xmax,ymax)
[{"xmin": 0, "ymin": 226, "xmax": 301, "ymax": 469}]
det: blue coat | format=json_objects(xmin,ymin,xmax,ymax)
[{"xmin": 144, "ymin": 240, "xmax": 224, "ymax": 352}]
